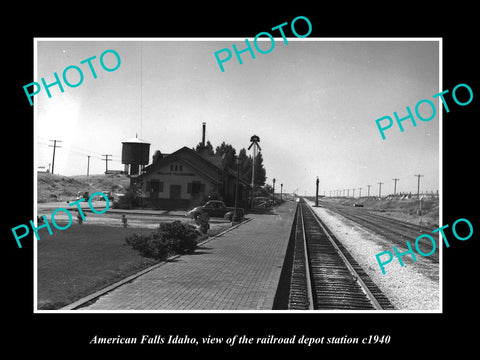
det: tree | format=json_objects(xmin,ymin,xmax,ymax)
[
  {"xmin": 152, "ymin": 150, "xmax": 162, "ymax": 164},
  {"xmin": 254, "ymin": 151, "xmax": 267, "ymax": 186},
  {"xmin": 194, "ymin": 140, "xmax": 214, "ymax": 155},
  {"xmin": 238, "ymin": 148, "xmax": 252, "ymax": 182},
  {"xmin": 215, "ymin": 142, "xmax": 236, "ymax": 170},
  {"xmin": 236, "ymin": 148, "xmax": 266, "ymax": 188}
]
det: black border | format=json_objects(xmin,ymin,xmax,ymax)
[{"xmin": 5, "ymin": 5, "xmax": 478, "ymax": 355}]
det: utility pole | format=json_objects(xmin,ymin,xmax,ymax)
[
  {"xmin": 315, "ymin": 177, "xmax": 319, "ymax": 206},
  {"xmin": 352, "ymin": 188, "xmax": 355, "ymax": 197},
  {"xmin": 378, "ymin": 182, "xmax": 384, "ymax": 197},
  {"xmin": 49, "ymin": 140, "xmax": 62, "ymax": 175},
  {"xmin": 347, "ymin": 189, "xmax": 350, "ymax": 197},
  {"xmin": 248, "ymin": 135, "xmax": 261, "ymax": 208},
  {"xmin": 392, "ymin": 178, "xmax": 399, "ymax": 195},
  {"xmin": 101, "ymin": 154, "xmax": 112, "ymax": 174},
  {"xmin": 414, "ymin": 174, "xmax": 424, "ymax": 198},
  {"xmin": 233, "ymin": 156, "xmax": 240, "ymax": 222},
  {"xmin": 272, "ymin": 178, "xmax": 276, "ymax": 206},
  {"xmin": 367, "ymin": 185, "xmax": 372, "ymax": 197},
  {"xmin": 358, "ymin": 187, "xmax": 362, "ymax": 197},
  {"xmin": 87, "ymin": 155, "xmax": 91, "ymax": 176},
  {"xmin": 280, "ymin": 183, "xmax": 283, "ymax": 201}
]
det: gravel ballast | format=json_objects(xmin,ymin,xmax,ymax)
[{"xmin": 305, "ymin": 199, "xmax": 440, "ymax": 311}]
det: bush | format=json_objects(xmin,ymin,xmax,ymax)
[
  {"xmin": 125, "ymin": 220, "xmax": 199, "ymax": 259},
  {"xmin": 125, "ymin": 232, "xmax": 169, "ymax": 260},
  {"xmin": 159, "ymin": 221, "xmax": 198, "ymax": 254}
]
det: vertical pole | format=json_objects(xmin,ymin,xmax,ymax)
[
  {"xmin": 102, "ymin": 154, "xmax": 112, "ymax": 174},
  {"xmin": 233, "ymin": 157, "xmax": 239, "ymax": 221},
  {"xmin": 315, "ymin": 177, "xmax": 319, "ymax": 206},
  {"xmin": 51, "ymin": 141, "xmax": 56, "ymax": 175},
  {"xmin": 392, "ymin": 178, "xmax": 399, "ymax": 195},
  {"xmin": 378, "ymin": 182, "xmax": 384, "ymax": 197},
  {"xmin": 87, "ymin": 155, "xmax": 90, "ymax": 176},
  {"xmin": 49, "ymin": 140, "xmax": 62, "ymax": 175},
  {"xmin": 272, "ymin": 178, "xmax": 276, "ymax": 206},
  {"xmin": 367, "ymin": 185, "xmax": 372, "ymax": 197},
  {"xmin": 414, "ymin": 174, "xmax": 424, "ymax": 198},
  {"xmin": 251, "ymin": 144, "xmax": 256, "ymax": 209},
  {"xmin": 280, "ymin": 183, "xmax": 283, "ymax": 201}
]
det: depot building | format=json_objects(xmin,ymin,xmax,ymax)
[{"xmin": 132, "ymin": 146, "xmax": 250, "ymax": 210}]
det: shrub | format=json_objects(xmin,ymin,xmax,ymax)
[
  {"xmin": 159, "ymin": 221, "xmax": 198, "ymax": 254},
  {"xmin": 125, "ymin": 232, "xmax": 169, "ymax": 260},
  {"xmin": 125, "ymin": 220, "xmax": 199, "ymax": 259}
]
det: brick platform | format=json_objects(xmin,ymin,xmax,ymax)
[{"xmin": 79, "ymin": 202, "xmax": 296, "ymax": 311}]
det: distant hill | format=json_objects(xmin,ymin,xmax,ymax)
[{"xmin": 37, "ymin": 173, "xmax": 130, "ymax": 203}]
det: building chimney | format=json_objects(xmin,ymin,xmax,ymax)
[{"xmin": 202, "ymin": 122, "xmax": 206, "ymax": 147}]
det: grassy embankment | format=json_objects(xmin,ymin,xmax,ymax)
[{"xmin": 312, "ymin": 196, "xmax": 439, "ymax": 228}]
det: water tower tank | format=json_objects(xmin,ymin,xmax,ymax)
[{"xmin": 121, "ymin": 137, "xmax": 150, "ymax": 175}]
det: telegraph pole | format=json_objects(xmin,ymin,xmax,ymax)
[
  {"xmin": 315, "ymin": 177, "xmax": 319, "ymax": 206},
  {"xmin": 49, "ymin": 139, "xmax": 62, "ymax": 175},
  {"xmin": 272, "ymin": 178, "xmax": 276, "ymax": 206},
  {"xmin": 101, "ymin": 154, "xmax": 112, "ymax": 173},
  {"xmin": 248, "ymin": 135, "xmax": 261, "ymax": 208},
  {"xmin": 414, "ymin": 174, "xmax": 424, "ymax": 198},
  {"xmin": 352, "ymin": 188, "xmax": 355, "ymax": 197},
  {"xmin": 392, "ymin": 178, "xmax": 399, "ymax": 195},
  {"xmin": 87, "ymin": 155, "xmax": 91, "ymax": 176},
  {"xmin": 358, "ymin": 187, "xmax": 362, "ymax": 197},
  {"xmin": 378, "ymin": 182, "xmax": 384, "ymax": 197},
  {"xmin": 280, "ymin": 183, "xmax": 283, "ymax": 201},
  {"xmin": 366, "ymin": 185, "xmax": 372, "ymax": 197}
]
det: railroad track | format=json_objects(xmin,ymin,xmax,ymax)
[
  {"xmin": 323, "ymin": 204, "xmax": 439, "ymax": 263},
  {"xmin": 281, "ymin": 200, "xmax": 394, "ymax": 310}
]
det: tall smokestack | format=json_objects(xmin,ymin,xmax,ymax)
[{"xmin": 202, "ymin": 122, "xmax": 206, "ymax": 147}]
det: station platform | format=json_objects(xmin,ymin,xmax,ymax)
[{"xmin": 79, "ymin": 201, "xmax": 297, "ymax": 311}]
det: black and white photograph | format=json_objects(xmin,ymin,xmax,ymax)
[
  {"xmin": 33, "ymin": 38, "xmax": 441, "ymax": 312},
  {"xmin": 5, "ymin": 7, "xmax": 479, "ymax": 356}
]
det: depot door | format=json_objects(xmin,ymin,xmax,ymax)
[{"xmin": 170, "ymin": 185, "xmax": 181, "ymax": 199}]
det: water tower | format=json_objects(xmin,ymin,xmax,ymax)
[{"xmin": 121, "ymin": 136, "xmax": 150, "ymax": 175}]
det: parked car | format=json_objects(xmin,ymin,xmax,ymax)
[
  {"xmin": 253, "ymin": 197, "xmax": 273, "ymax": 208},
  {"xmin": 186, "ymin": 200, "xmax": 244, "ymax": 221}
]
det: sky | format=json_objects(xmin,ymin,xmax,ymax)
[{"xmin": 35, "ymin": 38, "xmax": 440, "ymax": 196}]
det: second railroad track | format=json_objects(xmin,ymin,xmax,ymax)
[{"xmin": 275, "ymin": 199, "xmax": 394, "ymax": 310}]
